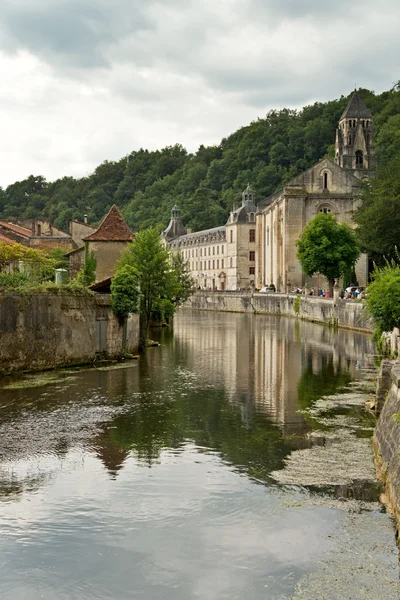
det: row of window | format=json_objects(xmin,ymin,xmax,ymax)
[
  {"xmin": 188, "ymin": 252, "xmax": 255, "ymax": 272},
  {"xmin": 345, "ymin": 119, "xmax": 370, "ymax": 128},
  {"xmin": 183, "ymin": 230, "xmax": 256, "ymax": 259},
  {"xmin": 229, "ymin": 229, "xmax": 256, "ymax": 243},
  {"xmin": 183, "ymin": 245, "xmax": 225, "ymax": 259}
]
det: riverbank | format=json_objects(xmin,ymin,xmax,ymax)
[
  {"xmin": 0, "ymin": 292, "xmax": 139, "ymax": 375},
  {"xmin": 373, "ymin": 357, "xmax": 400, "ymax": 534},
  {"xmin": 185, "ymin": 291, "xmax": 371, "ymax": 332}
]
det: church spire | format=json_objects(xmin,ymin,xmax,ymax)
[{"xmin": 335, "ymin": 90, "xmax": 375, "ymax": 177}]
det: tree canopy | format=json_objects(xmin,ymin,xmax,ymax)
[
  {"xmin": 1, "ymin": 85, "xmax": 399, "ymax": 235},
  {"xmin": 112, "ymin": 228, "xmax": 194, "ymax": 349},
  {"xmin": 296, "ymin": 213, "xmax": 360, "ymax": 290},
  {"xmin": 365, "ymin": 259, "xmax": 400, "ymax": 335},
  {"xmin": 354, "ymin": 112, "xmax": 400, "ymax": 264}
]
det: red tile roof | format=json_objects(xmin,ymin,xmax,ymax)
[
  {"xmin": 0, "ymin": 221, "xmax": 32, "ymax": 238},
  {"xmin": 0, "ymin": 233, "xmax": 16, "ymax": 245},
  {"xmin": 83, "ymin": 205, "xmax": 134, "ymax": 242}
]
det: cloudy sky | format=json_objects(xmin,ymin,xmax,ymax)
[{"xmin": 0, "ymin": 0, "xmax": 399, "ymax": 188}]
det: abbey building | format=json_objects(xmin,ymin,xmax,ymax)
[
  {"xmin": 164, "ymin": 91, "xmax": 374, "ymax": 293},
  {"xmin": 255, "ymin": 91, "xmax": 374, "ymax": 292},
  {"xmin": 163, "ymin": 186, "xmax": 257, "ymax": 290}
]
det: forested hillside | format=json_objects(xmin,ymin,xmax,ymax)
[{"xmin": 1, "ymin": 85, "xmax": 399, "ymax": 234}]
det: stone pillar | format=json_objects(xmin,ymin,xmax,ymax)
[
  {"xmin": 333, "ymin": 280, "xmax": 341, "ymax": 305},
  {"xmin": 376, "ymin": 359, "xmax": 396, "ymax": 414}
]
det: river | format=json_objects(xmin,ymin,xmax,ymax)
[{"xmin": 0, "ymin": 310, "xmax": 398, "ymax": 599}]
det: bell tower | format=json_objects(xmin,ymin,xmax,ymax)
[{"xmin": 335, "ymin": 90, "xmax": 375, "ymax": 178}]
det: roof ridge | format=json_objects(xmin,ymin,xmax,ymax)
[{"xmin": 83, "ymin": 204, "xmax": 134, "ymax": 242}]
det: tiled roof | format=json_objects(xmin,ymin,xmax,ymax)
[
  {"xmin": 83, "ymin": 205, "xmax": 134, "ymax": 242},
  {"xmin": 0, "ymin": 222, "xmax": 31, "ymax": 237},
  {"xmin": 0, "ymin": 233, "xmax": 16, "ymax": 245}
]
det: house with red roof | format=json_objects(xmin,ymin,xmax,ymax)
[{"xmin": 68, "ymin": 205, "xmax": 134, "ymax": 282}]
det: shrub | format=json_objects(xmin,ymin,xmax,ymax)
[
  {"xmin": 110, "ymin": 265, "xmax": 140, "ymax": 319},
  {"xmin": 365, "ymin": 260, "xmax": 400, "ymax": 335},
  {"xmin": 151, "ymin": 298, "xmax": 176, "ymax": 325},
  {"xmin": 0, "ymin": 272, "xmax": 30, "ymax": 291}
]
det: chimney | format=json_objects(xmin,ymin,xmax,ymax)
[{"xmin": 83, "ymin": 214, "xmax": 88, "ymax": 224}]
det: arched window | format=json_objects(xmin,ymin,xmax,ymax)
[
  {"xmin": 348, "ymin": 135, "xmax": 352, "ymax": 145},
  {"xmin": 355, "ymin": 150, "xmax": 364, "ymax": 168},
  {"xmin": 319, "ymin": 207, "xmax": 331, "ymax": 214},
  {"xmin": 353, "ymin": 120, "xmax": 356, "ymax": 127},
  {"xmin": 323, "ymin": 172, "xmax": 328, "ymax": 190}
]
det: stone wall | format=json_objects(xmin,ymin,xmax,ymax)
[
  {"xmin": 0, "ymin": 293, "xmax": 139, "ymax": 375},
  {"xmin": 373, "ymin": 361, "xmax": 400, "ymax": 530},
  {"xmin": 185, "ymin": 291, "xmax": 371, "ymax": 332}
]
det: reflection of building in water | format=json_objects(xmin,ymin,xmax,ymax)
[
  {"xmin": 93, "ymin": 429, "xmax": 129, "ymax": 479},
  {"xmin": 174, "ymin": 311, "xmax": 375, "ymax": 437}
]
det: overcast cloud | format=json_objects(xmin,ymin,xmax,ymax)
[{"xmin": 0, "ymin": 0, "xmax": 399, "ymax": 187}]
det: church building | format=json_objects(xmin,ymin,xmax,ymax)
[{"xmin": 255, "ymin": 91, "xmax": 375, "ymax": 292}]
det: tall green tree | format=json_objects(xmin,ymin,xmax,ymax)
[
  {"xmin": 116, "ymin": 228, "xmax": 178, "ymax": 350},
  {"xmin": 354, "ymin": 114, "xmax": 400, "ymax": 264},
  {"xmin": 296, "ymin": 213, "xmax": 360, "ymax": 294}
]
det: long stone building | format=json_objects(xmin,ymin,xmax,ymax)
[
  {"xmin": 255, "ymin": 91, "xmax": 375, "ymax": 292},
  {"xmin": 164, "ymin": 186, "xmax": 257, "ymax": 290}
]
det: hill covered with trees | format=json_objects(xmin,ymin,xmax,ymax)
[{"xmin": 1, "ymin": 85, "xmax": 400, "ymax": 236}]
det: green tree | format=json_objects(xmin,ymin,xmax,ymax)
[
  {"xmin": 354, "ymin": 114, "xmax": 400, "ymax": 264},
  {"xmin": 76, "ymin": 245, "xmax": 97, "ymax": 287},
  {"xmin": 296, "ymin": 213, "xmax": 360, "ymax": 294},
  {"xmin": 365, "ymin": 259, "xmax": 400, "ymax": 335},
  {"xmin": 117, "ymin": 228, "xmax": 177, "ymax": 350},
  {"xmin": 170, "ymin": 251, "xmax": 195, "ymax": 305},
  {"xmin": 110, "ymin": 265, "xmax": 140, "ymax": 320}
]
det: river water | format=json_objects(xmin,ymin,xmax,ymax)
[{"xmin": 0, "ymin": 310, "xmax": 398, "ymax": 599}]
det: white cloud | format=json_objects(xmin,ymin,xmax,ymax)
[{"xmin": 0, "ymin": 0, "xmax": 398, "ymax": 187}]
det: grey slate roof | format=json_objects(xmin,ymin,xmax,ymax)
[{"xmin": 340, "ymin": 92, "xmax": 372, "ymax": 119}]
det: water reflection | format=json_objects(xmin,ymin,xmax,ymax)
[{"xmin": 0, "ymin": 311, "xmax": 396, "ymax": 600}]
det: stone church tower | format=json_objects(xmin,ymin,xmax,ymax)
[{"xmin": 335, "ymin": 91, "xmax": 376, "ymax": 178}]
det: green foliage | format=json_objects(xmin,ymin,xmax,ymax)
[
  {"xmin": 365, "ymin": 260, "xmax": 400, "ymax": 335},
  {"xmin": 0, "ymin": 271, "xmax": 30, "ymax": 291},
  {"xmin": 294, "ymin": 295, "xmax": 301, "ymax": 314},
  {"xmin": 170, "ymin": 251, "xmax": 195, "ymax": 306},
  {"xmin": 76, "ymin": 246, "xmax": 96, "ymax": 287},
  {"xmin": 110, "ymin": 265, "xmax": 140, "ymax": 319},
  {"xmin": 151, "ymin": 298, "xmax": 176, "ymax": 325},
  {"xmin": 1, "ymin": 87, "xmax": 399, "ymax": 234},
  {"xmin": 354, "ymin": 113, "xmax": 400, "ymax": 264},
  {"xmin": 296, "ymin": 213, "xmax": 360, "ymax": 285}
]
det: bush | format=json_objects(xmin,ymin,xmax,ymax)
[
  {"xmin": 365, "ymin": 260, "xmax": 400, "ymax": 335},
  {"xmin": 151, "ymin": 298, "xmax": 176, "ymax": 325},
  {"xmin": 0, "ymin": 272, "xmax": 31, "ymax": 291},
  {"xmin": 110, "ymin": 265, "xmax": 140, "ymax": 319}
]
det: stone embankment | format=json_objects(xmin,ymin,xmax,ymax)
[
  {"xmin": 185, "ymin": 291, "xmax": 371, "ymax": 332},
  {"xmin": 0, "ymin": 293, "xmax": 139, "ymax": 375},
  {"xmin": 374, "ymin": 359, "xmax": 400, "ymax": 531}
]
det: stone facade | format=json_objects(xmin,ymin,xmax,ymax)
[
  {"xmin": 164, "ymin": 186, "xmax": 257, "ymax": 290},
  {"xmin": 374, "ymin": 361, "xmax": 400, "ymax": 531},
  {"xmin": 184, "ymin": 291, "xmax": 372, "ymax": 332},
  {"xmin": 71, "ymin": 205, "xmax": 134, "ymax": 284},
  {"xmin": 256, "ymin": 91, "xmax": 374, "ymax": 292},
  {"xmin": 0, "ymin": 293, "xmax": 139, "ymax": 375}
]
